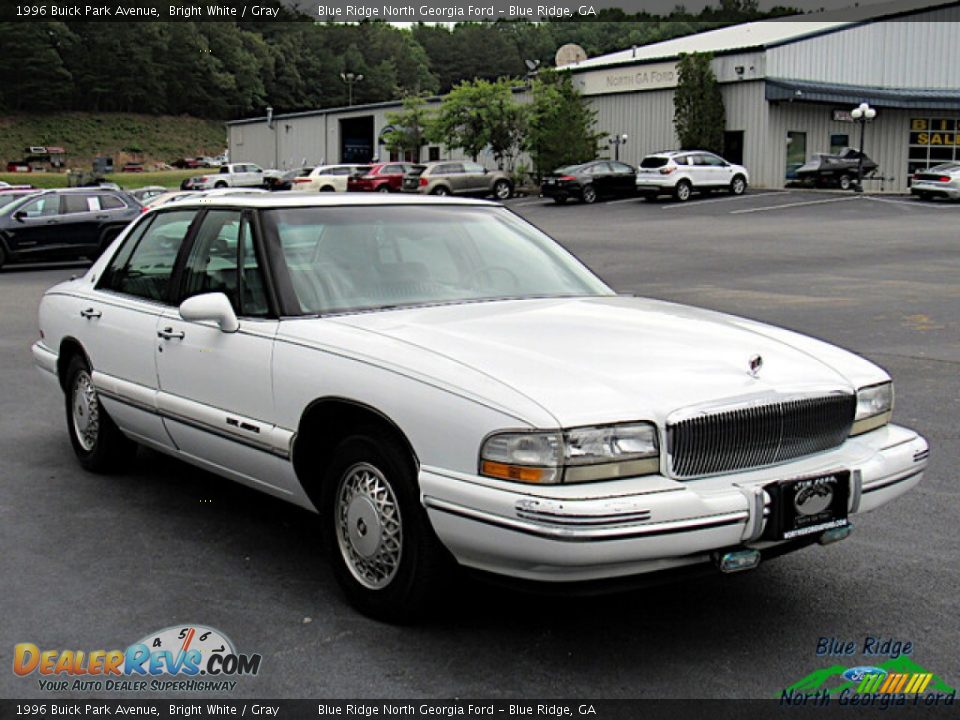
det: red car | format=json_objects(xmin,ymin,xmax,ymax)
[{"xmin": 347, "ymin": 162, "xmax": 413, "ymax": 193}]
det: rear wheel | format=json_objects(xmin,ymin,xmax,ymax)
[
  {"xmin": 214, "ymin": 181, "xmax": 228, "ymax": 189},
  {"xmin": 320, "ymin": 185, "xmax": 335, "ymax": 192},
  {"xmin": 431, "ymin": 186, "xmax": 451, "ymax": 196},
  {"xmin": 730, "ymin": 175, "xmax": 747, "ymax": 195},
  {"xmin": 492, "ymin": 179, "xmax": 512, "ymax": 200},
  {"xmin": 581, "ymin": 184, "xmax": 597, "ymax": 204},
  {"xmin": 64, "ymin": 355, "xmax": 136, "ymax": 473},
  {"xmin": 377, "ymin": 185, "xmax": 392, "ymax": 193},
  {"xmin": 673, "ymin": 180, "xmax": 692, "ymax": 202},
  {"xmin": 320, "ymin": 429, "xmax": 448, "ymax": 622},
  {"xmin": 838, "ymin": 174, "xmax": 852, "ymax": 191}
]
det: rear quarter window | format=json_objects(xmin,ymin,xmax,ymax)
[{"xmin": 640, "ymin": 157, "xmax": 669, "ymax": 168}]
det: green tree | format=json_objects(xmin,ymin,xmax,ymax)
[
  {"xmin": 382, "ymin": 94, "xmax": 434, "ymax": 162},
  {"xmin": 485, "ymin": 78, "xmax": 527, "ymax": 172},
  {"xmin": 0, "ymin": 23, "xmax": 74, "ymax": 112},
  {"xmin": 673, "ymin": 52, "xmax": 725, "ymax": 153},
  {"xmin": 430, "ymin": 79, "xmax": 494, "ymax": 161},
  {"xmin": 525, "ymin": 69, "xmax": 604, "ymax": 180}
]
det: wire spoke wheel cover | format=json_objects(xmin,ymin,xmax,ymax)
[
  {"xmin": 72, "ymin": 370, "xmax": 100, "ymax": 451},
  {"xmin": 335, "ymin": 462, "xmax": 403, "ymax": 590}
]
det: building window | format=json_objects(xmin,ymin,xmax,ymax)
[
  {"xmin": 428, "ymin": 146, "xmax": 440, "ymax": 162},
  {"xmin": 908, "ymin": 117, "xmax": 959, "ymax": 180},
  {"xmin": 830, "ymin": 134, "xmax": 849, "ymax": 153},
  {"xmin": 786, "ymin": 131, "xmax": 806, "ymax": 179}
]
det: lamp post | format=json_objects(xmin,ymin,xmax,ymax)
[
  {"xmin": 608, "ymin": 133, "xmax": 628, "ymax": 162},
  {"xmin": 340, "ymin": 72, "xmax": 364, "ymax": 107},
  {"xmin": 850, "ymin": 102, "xmax": 876, "ymax": 193},
  {"xmin": 266, "ymin": 106, "xmax": 278, "ymax": 169}
]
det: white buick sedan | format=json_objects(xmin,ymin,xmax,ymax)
[{"xmin": 33, "ymin": 194, "xmax": 928, "ymax": 621}]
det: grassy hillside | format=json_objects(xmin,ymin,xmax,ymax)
[{"xmin": 0, "ymin": 112, "xmax": 226, "ymax": 169}]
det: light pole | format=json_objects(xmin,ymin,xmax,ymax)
[
  {"xmin": 266, "ymin": 106, "xmax": 278, "ymax": 169},
  {"xmin": 850, "ymin": 102, "xmax": 876, "ymax": 193},
  {"xmin": 608, "ymin": 133, "xmax": 628, "ymax": 162},
  {"xmin": 340, "ymin": 72, "xmax": 364, "ymax": 107}
]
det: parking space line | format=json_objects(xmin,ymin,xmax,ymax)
[
  {"xmin": 661, "ymin": 191, "xmax": 789, "ymax": 210},
  {"xmin": 865, "ymin": 196, "xmax": 960, "ymax": 209},
  {"xmin": 606, "ymin": 197, "xmax": 643, "ymax": 205},
  {"xmin": 729, "ymin": 196, "xmax": 862, "ymax": 214},
  {"xmin": 509, "ymin": 198, "xmax": 549, "ymax": 207}
]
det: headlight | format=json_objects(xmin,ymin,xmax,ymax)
[
  {"xmin": 850, "ymin": 382, "xmax": 893, "ymax": 436},
  {"xmin": 479, "ymin": 422, "xmax": 659, "ymax": 484}
]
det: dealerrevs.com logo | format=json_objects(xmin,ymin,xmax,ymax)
[{"xmin": 14, "ymin": 625, "xmax": 262, "ymax": 693}]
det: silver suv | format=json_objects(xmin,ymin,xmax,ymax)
[
  {"xmin": 402, "ymin": 161, "xmax": 513, "ymax": 199},
  {"xmin": 635, "ymin": 150, "xmax": 749, "ymax": 202}
]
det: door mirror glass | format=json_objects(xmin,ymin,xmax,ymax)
[
  {"xmin": 13, "ymin": 210, "xmax": 26, "ymax": 222},
  {"xmin": 179, "ymin": 292, "xmax": 239, "ymax": 333}
]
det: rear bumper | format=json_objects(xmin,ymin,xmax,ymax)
[
  {"xmin": 634, "ymin": 180, "xmax": 672, "ymax": 194},
  {"xmin": 911, "ymin": 181, "xmax": 960, "ymax": 199},
  {"xmin": 420, "ymin": 424, "xmax": 927, "ymax": 583}
]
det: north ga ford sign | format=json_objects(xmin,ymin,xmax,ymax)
[{"xmin": 572, "ymin": 61, "xmax": 678, "ymax": 96}]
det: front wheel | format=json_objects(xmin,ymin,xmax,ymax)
[
  {"xmin": 730, "ymin": 175, "xmax": 747, "ymax": 195},
  {"xmin": 431, "ymin": 186, "xmax": 451, "ymax": 196},
  {"xmin": 377, "ymin": 185, "xmax": 392, "ymax": 193},
  {"xmin": 492, "ymin": 179, "xmax": 512, "ymax": 200},
  {"xmin": 581, "ymin": 184, "xmax": 597, "ymax": 204},
  {"xmin": 214, "ymin": 181, "xmax": 228, "ymax": 189},
  {"xmin": 321, "ymin": 430, "xmax": 449, "ymax": 622},
  {"xmin": 65, "ymin": 355, "xmax": 137, "ymax": 472},
  {"xmin": 838, "ymin": 174, "xmax": 853, "ymax": 191}
]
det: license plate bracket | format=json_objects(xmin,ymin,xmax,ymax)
[{"xmin": 763, "ymin": 471, "xmax": 850, "ymax": 541}]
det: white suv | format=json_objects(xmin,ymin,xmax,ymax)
[
  {"xmin": 293, "ymin": 164, "xmax": 369, "ymax": 192},
  {"xmin": 635, "ymin": 150, "xmax": 748, "ymax": 202}
]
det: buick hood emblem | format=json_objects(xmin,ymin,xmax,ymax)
[{"xmin": 748, "ymin": 354, "xmax": 763, "ymax": 378}]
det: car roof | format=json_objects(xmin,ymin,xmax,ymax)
[{"xmin": 160, "ymin": 192, "xmax": 499, "ymax": 210}]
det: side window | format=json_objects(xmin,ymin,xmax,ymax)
[
  {"xmin": 62, "ymin": 194, "xmax": 94, "ymax": 214},
  {"xmin": 463, "ymin": 162, "xmax": 486, "ymax": 174},
  {"xmin": 440, "ymin": 163, "xmax": 464, "ymax": 174},
  {"xmin": 611, "ymin": 162, "xmax": 634, "ymax": 173},
  {"xmin": 220, "ymin": 166, "xmax": 231, "ymax": 174},
  {"xmin": 674, "ymin": 156, "xmax": 688, "ymax": 166},
  {"xmin": 99, "ymin": 195, "xmax": 125, "ymax": 210},
  {"xmin": 105, "ymin": 210, "xmax": 196, "ymax": 302},
  {"xmin": 18, "ymin": 196, "xmax": 59, "ymax": 218},
  {"xmin": 180, "ymin": 210, "xmax": 269, "ymax": 317},
  {"xmin": 383, "ymin": 165, "xmax": 403, "ymax": 175}
]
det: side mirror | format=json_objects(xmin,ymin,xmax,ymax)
[
  {"xmin": 178, "ymin": 292, "xmax": 239, "ymax": 333},
  {"xmin": 13, "ymin": 210, "xmax": 26, "ymax": 222}
]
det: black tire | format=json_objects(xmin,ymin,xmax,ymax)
[
  {"xmin": 431, "ymin": 186, "xmax": 451, "ymax": 196},
  {"xmin": 377, "ymin": 185, "xmax": 392, "ymax": 193},
  {"xmin": 918, "ymin": 192, "xmax": 932, "ymax": 202},
  {"xmin": 838, "ymin": 174, "xmax": 852, "ymax": 191},
  {"xmin": 64, "ymin": 354, "xmax": 137, "ymax": 473},
  {"xmin": 730, "ymin": 175, "xmax": 747, "ymax": 195},
  {"xmin": 581, "ymin": 184, "xmax": 597, "ymax": 204},
  {"xmin": 492, "ymin": 179, "xmax": 512, "ymax": 200},
  {"xmin": 320, "ymin": 186, "xmax": 335, "ymax": 192},
  {"xmin": 95, "ymin": 228, "xmax": 121, "ymax": 259},
  {"xmin": 320, "ymin": 429, "xmax": 449, "ymax": 622},
  {"xmin": 214, "ymin": 181, "xmax": 228, "ymax": 189},
  {"xmin": 673, "ymin": 179, "xmax": 692, "ymax": 202},
  {"xmin": 180, "ymin": 179, "xmax": 191, "ymax": 190}
]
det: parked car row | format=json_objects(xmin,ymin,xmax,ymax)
[{"xmin": 542, "ymin": 151, "xmax": 750, "ymax": 204}]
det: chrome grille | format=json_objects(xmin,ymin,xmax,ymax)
[{"xmin": 667, "ymin": 394, "xmax": 856, "ymax": 478}]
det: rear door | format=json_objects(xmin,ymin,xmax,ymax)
[
  {"xmin": 462, "ymin": 162, "xmax": 489, "ymax": 194},
  {"xmin": 587, "ymin": 162, "xmax": 614, "ymax": 196},
  {"xmin": 59, "ymin": 192, "xmax": 102, "ymax": 253},
  {"xmin": 85, "ymin": 208, "xmax": 200, "ymax": 449},
  {"xmin": 609, "ymin": 162, "xmax": 637, "ymax": 196}
]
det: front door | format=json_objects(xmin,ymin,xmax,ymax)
[
  {"xmin": 7, "ymin": 194, "xmax": 62, "ymax": 258},
  {"xmin": 154, "ymin": 209, "xmax": 289, "ymax": 492}
]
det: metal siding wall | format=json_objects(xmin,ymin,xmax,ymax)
[
  {"xmin": 588, "ymin": 89, "xmax": 678, "ymax": 167},
  {"xmin": 765, "ymin": 102, "xmax": 919, "ymax": 191},
  {"xmin": 767, "ymin": 19, "xmax": 960, "ymax": 89}
]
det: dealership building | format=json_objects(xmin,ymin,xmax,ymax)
[{"xmin": 227, "ymin": 1, "xmax": 960, "ymax": 192}]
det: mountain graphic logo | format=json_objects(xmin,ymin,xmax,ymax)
[{"xmin": 783, "ymin": 656, "xmax": 955, "ymax": 697}]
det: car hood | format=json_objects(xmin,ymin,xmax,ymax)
[{"xmin": 315, "ymin": 296, "xmax": 885, "ymax": 428}]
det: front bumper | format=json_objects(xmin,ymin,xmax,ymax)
[
  {"xmin": 420, "ymin": 424, "xmax": 927, "ymax": 582},
  {"xmin": 911, "ymin": 181, "xmax": 960, "ymax": 199}
]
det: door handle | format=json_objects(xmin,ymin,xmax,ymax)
[
  {"xmin": 80, "ymin": 308, "xmax": 102, "ymax": 319},
  {"xmin": 95, "ymin": 214, "xmax": 109, "ymax": 220},
  {"xmin": 157, "ymin": 327, "xmax": 185, "ymax": 340}
]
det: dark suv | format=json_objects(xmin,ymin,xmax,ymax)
[{"xmin": 0, "ymin": 188, "xmax": 140, "ymax": 269}]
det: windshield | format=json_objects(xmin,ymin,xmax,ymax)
[{"xmin": 263, "ymin": 205, "xmax": 613, "ymax": 315}]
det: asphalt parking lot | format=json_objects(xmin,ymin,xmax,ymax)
[{"xmin": 1, "ymin": 189, "xmax": 957, "ymax": 700}]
